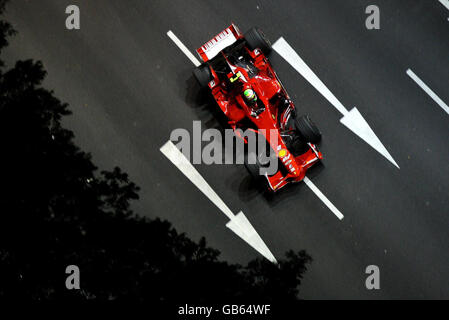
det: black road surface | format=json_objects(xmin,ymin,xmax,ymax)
[{"xmin": 4, "ymin": 0, "xmax": 448, "ymax": 299}]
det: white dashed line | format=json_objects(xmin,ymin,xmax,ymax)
[
  {"xmin": 407, "ymin": 69, "xmax": 449, "ymax": 115},
  {"xmin": 167, "ymin": 30, "xmax": 201, "ymax": 67},
  {"xmin": 303, "ymin": 177, "xmax": 344, "ymax": 220}
]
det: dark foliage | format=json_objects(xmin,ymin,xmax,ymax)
[{"xmin": 0, "ymin": 1, "xmax": 311, "ymax": 302}]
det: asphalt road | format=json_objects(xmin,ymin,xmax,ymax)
[{"xmin": 4, "ymin": 0, "xmax": 448, "ymax": 299}]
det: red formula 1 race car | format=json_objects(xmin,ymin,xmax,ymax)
[{"xmin": 193, "ymin": 24, "xmax": 323, "ymax": 191}]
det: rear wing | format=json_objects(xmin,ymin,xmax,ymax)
[{"xmin": 196, "ymin": 24, "xmax": 243, "ymax": 63}]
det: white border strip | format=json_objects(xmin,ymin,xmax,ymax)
[
  {"xmin": 406, "ymin": 69, "xmax": 449, "ymax": 115},
  {"xmin": 167, "ymin": 30, "xmax": 201, "ymax": 67},
  {"xmin": 303, "ymin": 177, "xmax": 344, "ymax": 220}
]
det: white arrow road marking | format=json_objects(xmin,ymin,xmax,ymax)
[
  {"xmin": 303, "ymin": 177, "xmax": 344, "ymax": 220},
  {"xmin": 406, "ymin": 69, "xmax": 449, "ymax": 115},
  {"xmin": 167, "ymin": 30, "xmax": 201, "ymax": 67},
  {"xmin": 160, "ymin": 140, "xmax": 277, "ymax": 264},
  {"xmin": 339, "ymin": 108, "xmax": 399, "ymax": 168},
  {"xmin": 272, "ymin": 37, "xmax": 399, "ymax": 169},
  {"xmin": 439, "ymin": 0, "xmax": 449, "ymax": 11}
]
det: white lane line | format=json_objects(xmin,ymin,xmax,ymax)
[
  {"xmin": 160, "ymin": 140, "xmax": 277, "ymax": 264},
  {"xmin": 272, "ymin": 37, "xmax": 399, "ymax": 169},
  {"xmin": 406, "ymin": 69, "xmax": 449, "ymax": 115},
  {"xmin": 439, "ymin": 0, "xmax": 449, "ymax": 11},
  {"xmin": 167, "ymin": 30, "xmax": 201, "ymax": 67},
  {"xmin": 303, "ymin": 177, "xmax": 344, "ymax": 220}
]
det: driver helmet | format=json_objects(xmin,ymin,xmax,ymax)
[{"xmin": 243, "ymin": 88, "xmax": 257, "ymax": 103}]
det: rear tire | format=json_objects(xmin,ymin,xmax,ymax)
[
  {"xmin": 244, "ymin": 152, "xmax": 262, "ymax": 180},
  {"xmin": 193, "ymin": 64, "xmax": 212, "ymax": 88},
  {"xmin": 244, "ymin": 27, "xmax": 271, "ymax": 54},
  {"xmin": 295, "ymin": 115, "xmax": 321, "ymax": 144}
]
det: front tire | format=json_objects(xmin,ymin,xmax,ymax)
[{"xmin": 295, "ymin": 115, "xmax": 321, "ymax": 144}]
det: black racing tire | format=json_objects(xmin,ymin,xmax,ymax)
[
  {"xmin": 193, "ymin": 64, "xmax": 212, "ymax": 88},
  {"xmin": 244, "ymin": 152, "xmax": 263, "ymax": 180},
  {"xmin": 294, "ymin": 115, "xmax": 321, "ymax": 144},
  {"xmin": 244, "ymin": 27, "xmax": 271, "ymax": 54},
  {"xmin": 287, "ymin": 136, "xmax": 310, "ymax": 156}
]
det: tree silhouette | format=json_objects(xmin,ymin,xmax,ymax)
[{"xmin": 0, "ymin": 1, "xmax": 311, "ymax": 303}]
